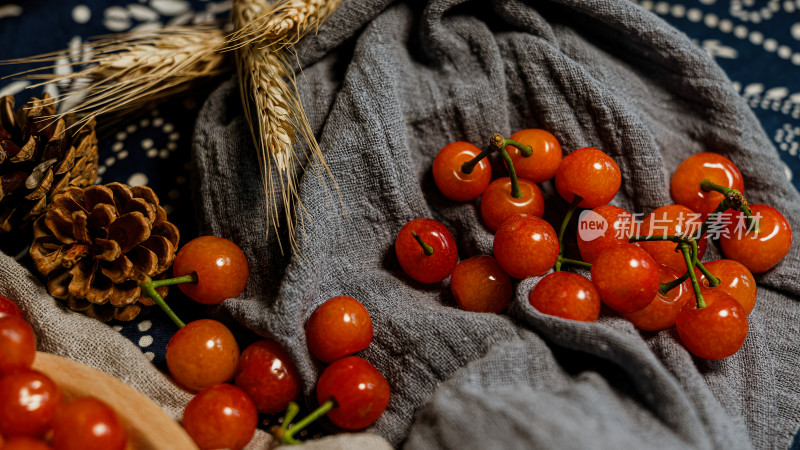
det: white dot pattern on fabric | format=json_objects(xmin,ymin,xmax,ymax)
[
  {"xmin": 137, "ymin": 320, "xmax": 152, "ymax": 332},
  {"xmin": 128, "ymin": 173, "xmax": 149, "ymax": 186},
  {"xmin": 72, "ymin": 5, "xmax": 91, "ymax": 23},
  {"xmin": 144, "ymin": 352, "xmax": 155, "ymax": 361},
  {"xmin": 139, "ymin": 335, "xmax": 153, "ymax": 347}
]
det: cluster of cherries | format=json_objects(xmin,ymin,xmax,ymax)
[
  {"xmin": 0, "ymin": 296, "xmax": 127, "ymax": 450},
  {"xmin": 396, "ymin": 130, "xmax": 791, "ymax": 360},
  {"xmin": 139, "ymin": 237, "xmax": 389, "ymax": 449}
]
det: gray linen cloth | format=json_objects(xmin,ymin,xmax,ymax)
[{"xmin": 193, "ymin": 0, "xmax": 800, "ymax": 448}]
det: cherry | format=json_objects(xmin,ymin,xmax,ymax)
[
  {"xmin": 506, "ymin": 129, "xmax": 562, "ymax": 183},
  {"xmin": 591, "ymin": 244, "xmax": 660, "ymax": 313},
  {"xmin": 719, "ymin": 204, "xmax": 792, "ymax": 274},
  {"xmin": 165, "ymin": 319, "xmax": 240, "ymax": 392},
  {"xmin": 623, "ymin": 265, "xmax": 692, "ymax": 331},
  {"xmin": 697, "ymin": 260, "xmax": 757, "ymax": 315},
  {"xmin": 637, "ymin": 204, "xmax": 707, "ymax": 273},
  {"xmin": 395, "ymin": 218, "xmax": 458, "ymax": 283},
  {"xmin": 670, "ymin": 152, "xmax": 744, "ymax": 218},
  {"xmin": 432, "ymin": 141, "xmax": 491, "ymax": 201},
  {"xmin": 316, "ymin": 356, "xmax": 390, "ymax": 431},
  {"xmin": 173, "ymin": 236, "xmax": 249, "ymax": 305},
  {"xmin": 555, "ymin": 147, "xmax": 621, "ymax": 209},
  {"xmin": 182, "ymin": 384, "xmax": 257, "ymax": 450},
  {"xmin": 306, "ymin": 296, "xmax": 373, "ymax": 363},
  {"xmin": 676, "ymin": 290, "xmax": 748, "ymax": 360},
  {"xmin": 234, "ymin": 340, "xmax": 300, "ymax": 414},
  {"xmin": 0, "ymin": 370, "xmax": 62, "ymax": 438},
  {"xmin": 493, "ymin": 214, "xmax": 559, "ymax": 279},
  {"xmin": 0, "ymin": 315, "xmax": 36, "ymax": 376},
  {"xmin": 450, "ymin": 255, "xmax": 512, "ymax": 313},
  {"xmin": 529, "ymin": 272, "xmax": 601, "ymax": 322},
  {"xmin": 480, "ymin": 177, "xmax": 545, "ymax": 231},
  {"xmin": 51, "ymin": 397, "xmax": 126, "ymax": 450},
  {"xmin": 2, "ymin": 436, "xmax": 52, "ymax": 450},
  {"xmin": 0, "ymin": 295, "xmax": 23, "ymax": 319},
  {"xmin": 576, "ymin": 205, "xmax": 635, "ymax": 264}
]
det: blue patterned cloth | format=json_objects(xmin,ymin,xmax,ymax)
[{"xmin": 0, "ymin": 0, "xmax": 798, "ymax": 446}]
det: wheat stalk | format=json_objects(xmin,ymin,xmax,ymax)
[
  {"xmin": 1, "ymin": 26, "xmax": 229, "ymax": 131},
  {"xmin": 233, "ymin": 0, "xmax": 335, "ymax": 253},
  {"xmin": 228, "ymin": 0, "xmax": 343, "ymax": 49}
]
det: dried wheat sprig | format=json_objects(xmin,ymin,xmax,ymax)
[
  {"xmin": 1, "ymin": 26, "xmax": 229, "ymax": 130},
  {"xmin": 227, "ymin": 0, "xmax": 343, "ymax": 50}
]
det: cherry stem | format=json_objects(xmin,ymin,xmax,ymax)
[
  {"xmin": 498, "ymin": 146, "xmax": 523, "ymax": 199},
  {"xmin": 694, "ymin": 260, "xmax": 720, "ymax": 287},
  {"xmin": 659, "ymin": 271, "xmax": 690, "ymax": 295},
  {"xmin": 554, "ymin": 195, "xmax": 583, "ymax": 272},
  {"xmin": 504, "ymin": 138, "xmax": 533, "ymax": 157},
  {"xmin": 411, "ymin": 231, "xmax": 434, "ymax": 256},
  {"xmin": 679, "ymin": 242, "xmax": 706, "ymax": 309},
  {"xmin": 140, "ymin": 276, "xmax": 190, "ymax": 328},
  {"xmin": 461, "ymin": 145, "xmax": 493, "ymax": 174},
  {"xmin": 280, "ymin": 402, "xmax": 300, "ymax": 431},
  {"xmin": 700, "ymin": 179, "xmax": 758, "ymax": 229},
  {"xmin": 279, "ymin": 399, "xmax": 336, "ymax": 445},
  {"xmin": 560, "ymin": 258, "xmax": 592, "ymax": 269}
]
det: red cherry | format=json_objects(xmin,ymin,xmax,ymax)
[
  {"xmin": 591, "ymin": 244, "xmax": 660, "ymax": 313},
  {"xmin": 306, "ymin": 296, "xmax": 373, "ymax": 363},
  {"xmin": 173, "ymin": 236, "xmax": 249, "ymax": 305},
  {"xmin": 719, "ymin": 204, "xmax": 792, "ymax": 274},
  {"xmin": 0, "ymin": 370, "xmax": 62, "ymax": 438},
  {"xmin": 316, "ymin": 356, "xmax": 390, "ymax": 431},
  {"xmin": 493, "ymin": 215, "xmax": 559, "ymax": 279},
  {"xmin": 529, "ymin": 272, "xmax": 601, "ymax": 322},
  {"xmin": 0, "ymin": 316, "xmax": 36, "ymax": 376},
  {"xmin": 2, "ymin": 436, "xmax": 52, "ymax": 450},
  {"xmin": 0, "ymin": 295, "xmax": 23, "ymax": 319},
  {"xmin": 51, "ymin": 397, "xmax": 126, "ymax": 450},
  {"xmin": 697, "ymin": 260, "xmax": 757, "ymax": 315},
  {"xmin": 395, "ymin": 218, "xmax": 458, "ymax": 283},
  {"xmin": 235, "ymin": 340, "xmax": 300, "ymax": 414},
  {"xmin": 506, "ymin": 129, "xmax": 563, "ymax": 183},
  {"xmin": 432, "ymin": 141, "xmax": 491, "ymax": 201},
  {"xmin": 670, "ymin": 152, "xmax": 744, "ymax": 218},
  {"xmin": 555, "ymin": 147, "xmax": 621, "ymax": 208},
  {"xmin": 676, "ymin": 290, "xmax": 748, "ymax": 360},
  {"xmin": 450, "ymin": 255, "xmax": 512, "ymax": 313},
  {"xmin": 480, "ymin": 177, "xmax": 545, "ymax": 231},
  {"xmin": 637, "ymin": 205, "xmax": 707, "ymax": 273},
  {"xmin": 623, "ymin": 265, "xmax": 692, "ymax": 331},
  {"xmin": 182, "ymin": 384, "xmax": 257, "ymax": 450},
  {"xmin": 576, "ymin": 205, "xmax": 635, "ymax": 264},
  {"xmin": 166, "ymin": 319, "xmax": 240, "ymax": 392}
]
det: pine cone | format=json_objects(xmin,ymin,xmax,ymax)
[
  {"xmin": 0, "ymin": 94, "xmax": 98, "ymax": 233},
  {"xmin": 30, "ymin": 183, "xmax": 180, "ymax": 322}
]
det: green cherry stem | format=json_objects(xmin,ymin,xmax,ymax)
[
  {"xmin": 411, "ymin": 231, "xmax": 434, "ymax": 255},
  {"xmin": 460, "ymin": 145, "xmax": 494, "ymax": 174},
  {"xmin": 554, "ymin": 195, "xmax": 583, "ymax": 272},
  {"xmin": 280, "ymin": 402, "xmax": 301, "ymax": 431},
  {"xmin": 679, "ymin": 242, "xmax": 706, "ymax": 309},
  {"xmin": 694, "ymin": 260, "xmax": 720, "ymax": 287},
  {"xmin": 659, "ymin": 270, "xmax": 690, "ymax": 296},
  {"xmin": 279, "ymin": 399, "xmax": 337, "ymax": 445},
  {"xmin": 504, "ymin": 138, "xmax": 532, "ymax": 157},
  {"xmin": 700, "ymin": 179, "xmax": 758, "ymax": 229},
  {"xmin": 140, "ymin": 275, "xmax": 194, "ymax": 328},
  {"xmin": 560, "ymin": 258, "xmax": 592, "ymax": 269},
  {"xmin": 499, "ymin": 146, "xmax": 523, "ymax": 199}
]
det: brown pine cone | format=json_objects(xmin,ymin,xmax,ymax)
[
  {"xmin": 29, "ymin": 183, "xmax": 180, "ymax": 322},
  {"xmin": 0, "ymin": 94, "xmax": 98, "ymax": 233}
]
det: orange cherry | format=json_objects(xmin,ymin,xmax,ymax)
[
  {"xmin": 671, "ymin": 152, "xmax": 744, "ymax": 218},
  {"xmin": 506, "ymin": 129, "xmax": 562, "ymax": 183},
  {"xmin": 555, "ymin": 147, "xmax": 621, "ymax": 208},
  {"xmin": 719, "ymin": 204, "xmax": 792, "ymax": 274},
  {"xmin": 637, "ymin": 204, "xmax": 707, "ymax": 273}
]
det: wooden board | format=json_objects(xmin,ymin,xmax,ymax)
[{"xmin": 32, "ymin": 352, "xmax": 197, "ymax": 450}]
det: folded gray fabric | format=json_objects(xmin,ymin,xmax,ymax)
[{"xmin": 192, "ymin": 0, "xmax": 800, "ymax": 448}]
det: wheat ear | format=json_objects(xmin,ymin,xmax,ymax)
[
  {"xmin": 1, "ymin": 26, "xmax": 229, "ymax": 131},
  {"xmin": 228, "ymin": 0, "xmax": 343, "ymax": 49}
]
